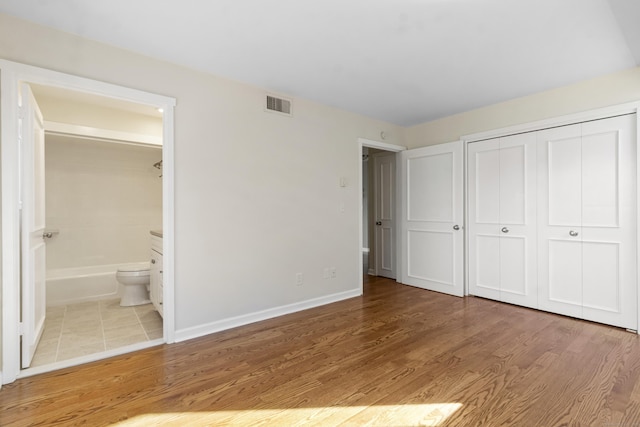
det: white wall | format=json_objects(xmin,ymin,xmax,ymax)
[
  {"xmin": 0, "ymin": 13, "xmax": 403, "ymax": 335},
  {"xmin": 45, "ymin": 135, "xmax": 162, "ymax": 270},
  {"xmin": 405, "ymin": 66, "xmax": 640, "ymax": 147}
]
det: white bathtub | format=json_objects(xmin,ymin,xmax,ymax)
[{"xmin": 46, "ymin": 263, "xmax": 142, "ymax": 306}]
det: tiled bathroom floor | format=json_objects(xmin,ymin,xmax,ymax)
[{"xmin": 30, "ymin": 299, "xmax": 163, "ymax": 367}]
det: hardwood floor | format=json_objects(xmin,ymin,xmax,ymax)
[{"xmin": 2, "ymin": 276, "xmax": 640, "ymax": 426}]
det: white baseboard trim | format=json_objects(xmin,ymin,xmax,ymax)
[{"xmin": 174, "ymin": 288, "xmax": 362, "ymax": 343}]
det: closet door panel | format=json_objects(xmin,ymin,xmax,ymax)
[
  {"xmin": 581, "ymin": 130, "xmax": 619, "ymax": 228},
  {"xmin": 537, "ymin": 124, "xmax": 583, "ymax": 314},
  {"xmin": 474, "ymin": 147, "xmax": 500, "ymax": 225},
  {"xmin": 547, "ymin": 132, "xmax": 582, "ymax": 227},
  {"xmin": 581, "ymin": 115, "xmax": 637, "ymax": 329},
  {"xmin": 498, "ymin": 133, "xmax": 537, "ymax": 308},
  {"xmin": 582, "ymin": 241, "xmax": 619, "ymax": 313},
  {"xmin": 546, "ymin": 239, "xmax": 583, "ymax": 318},
  {"xmin": 499, "ymin": 236, "xmax": 526, "ymax": 296},
  {"xmin": 468, "ymin": 139, "xmax": 500, "ymax": 299},
  {"xmin": 499, "ymin": 144, "xmax": 526, "ymax": 224},
  {"xmin": 475, "ymin": 235, "xmax": 501, "ymax": 299}
]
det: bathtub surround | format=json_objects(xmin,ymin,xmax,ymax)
[{"xmin": 45, "ymin": 135, "xmax": 162, "ymax": 272}]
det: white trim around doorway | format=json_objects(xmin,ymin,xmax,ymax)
[
  {"xmin": 357, "ymin": 138, "xmax": 406, "ymax": 294},
  {"xmin": 0, "ymin": 59, "xmax": 177, "ymax": 384}
]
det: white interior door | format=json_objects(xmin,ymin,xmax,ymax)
[
  {"xmin": 537, "ymin": 124, "xmax": 583, "ymax": 319},
  {"xmin": 498, "ymin": 133, "xmax": 537, "ymax": 308},
  {"xmin": 400, "ymin": 141, "xmax": 464, "ymax": 296},
  {"xmin": 468, "ymin": 139, "xmax": 501, "ymax": 300},
  {"xmin": 20, "ymin": 83, "xmax": 47, "ymax": 368},
  {"xmin": 538, "ymin": 115, "xmax": 637, "ymax": 329},
  {"xmin": 468, "ymin": 133, "xmax": 537, "ymax": 308},
  {"xmin": 374, "ymin": 152, "xmax": 396, "ymax": 279}
]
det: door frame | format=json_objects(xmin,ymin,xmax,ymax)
[
  {"xmin": 358, "ymin": 138, "xmax": 406, "ymax": 292},
  {"xmin": 462, "ymin": 101, "xmax": 640, "ymax": 331},
  {"xmin": 0, "ymin": 59, "xmax": 177, "ymax": 384}
]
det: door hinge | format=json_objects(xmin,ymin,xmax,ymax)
[
  {"xmin": 18, "ymin": 322, "xmax": 24, "ymax": 336},
  {"xmin": 18, "ymin": 105, "xmax": 25, "ymax": 120}
]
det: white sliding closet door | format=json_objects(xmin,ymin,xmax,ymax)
[
  {"xmin": 399, "ymin": 141, "xmax": 464, "ymax": 297},
  {"xmin": 468, "ymin": 133, "xmax": 537, "ymax": 308},
  {"xmin": 537, "ymin": 114, "xmax": 637, "ymax": 329}
]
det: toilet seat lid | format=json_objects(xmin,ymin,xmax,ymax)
[{"xmin": 118, "ymin": 262, "xmax": 150, "ymax": 273}]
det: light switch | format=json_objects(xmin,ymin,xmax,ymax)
[{"xmin": 339, "ymin": 177, "xmax": 348, "ymax": 187}]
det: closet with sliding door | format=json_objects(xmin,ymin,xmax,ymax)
[{"xmin": 468, "ymin": 113, "xmax": 637, "ymax": 330}]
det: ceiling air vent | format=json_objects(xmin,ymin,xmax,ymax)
[{"xmin": 266, "ymin": 95, "xmax": 292, "ymax": 116}]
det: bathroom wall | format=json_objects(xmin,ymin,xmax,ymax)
[{"xmin": 45, "ymin": 135, "xmax": 162, "ymax": 270}]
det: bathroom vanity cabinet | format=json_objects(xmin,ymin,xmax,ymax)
[{"xmin": 150, "ymin": 232, "xmax": 163, "ymax": 317}]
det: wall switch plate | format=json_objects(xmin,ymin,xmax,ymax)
[
  {"xmin": 296, "ymin": 273, "xmax": 304, "ymax": 286},
  {"xmin": 330, "ymin": 267, "xmax": 336, "ymax": 279},
  {"xmin": 323, "ymin": 268, "xmax": 330, "ymax": 279}
]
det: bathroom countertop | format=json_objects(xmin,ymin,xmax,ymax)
[{"xmin": 150, "ymin": 230, "xmax": 163, "ymax": 238}]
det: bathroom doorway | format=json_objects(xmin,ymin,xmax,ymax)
[
  {"xmin": 28, "ymin": 85, "xmax": 164, "ymax": 369},
  {"xmin": 0, "ymin": 59, "xmax": 176, "ymax": 383}
]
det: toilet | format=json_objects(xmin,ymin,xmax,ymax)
[{"xmin": 116, "ymin": 263, "xmax": 151, "ymax": 306}]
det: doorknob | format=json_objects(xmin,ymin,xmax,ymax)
[
  {"xmin": 569, "ymin": 230, "xmax": 579, "ymax": 237},
  {"xmin": 42, "ymin": 230, "xmax": 59, "ymax": 239},
  {"xmin": 376, "ymin": 221, "xmax": 382, "ymax": 226},
  {"xmin": 501, "ymin": 227, "xmax": 509, "ymax": 233},
  {"xmin": 453, "ymin": 225, "xmax": 460, "ymax": 230}
]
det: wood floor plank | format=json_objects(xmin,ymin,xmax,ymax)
[{"xmin": 1, "ymin": 275, "xmax": 640, "ymax": 426}]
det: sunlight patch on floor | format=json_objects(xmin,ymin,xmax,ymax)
[{"xmin": 113, "ymin": 403, "xmax": 463, "ymax": 426}]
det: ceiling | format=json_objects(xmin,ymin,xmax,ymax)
[{"xmin": 1, "ymin": 0, "xmax": 638, "ymax": 126}]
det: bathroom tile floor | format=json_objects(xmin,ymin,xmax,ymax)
[{"xmin": 30, "ymin": 299, "xmax": 163, "ymax": 368}]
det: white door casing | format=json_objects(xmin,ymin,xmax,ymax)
[
  {"xmin": 20, "ymin": 84, "xmax": 47, "ymax": 368},
  {"xmin": 1, "ymin": 59, "xmax": 176, "ymax": 385},
  {"xmin": 537, "ymin": 115, "xmax": 637, "ymax": 329},
  {"xmin": 400, "ymin": 141, "xmax": 464, "ymax": 297},
  {"xmin": 374, "ymin": 152, "xmax": 396, "ymax": 279},
  {"xmin": 468, "ymin": 133, "xmax": 538, "ymax": 308}
]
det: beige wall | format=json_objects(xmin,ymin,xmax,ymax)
[
  {"xmin": 405, "ymin": 66, "xmax": 640, "ymax": 148},
  {"xmin": 34, "ymin": 94, "xmax": 163, "ymax": 138},
  {"xmin": 0, "ymin": 13, "xmax": 403, "ymax": 335},
  {"xmin": 45, "ymin": 136, "xmax": 162, "ymax": 270}
]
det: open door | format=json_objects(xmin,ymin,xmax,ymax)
[
  {"xmin": 399, "ymin": 141, "xmax": 464, "ymax": 297},
  {"xmin": 20, "ymin": 83, "xmax": 47, "ymax": 368},
  {"xmin": 373, "ymin": 152, "xmax": 396, "ymax": 279}
]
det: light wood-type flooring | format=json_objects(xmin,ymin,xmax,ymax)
[{"xmin": 1, "ymin": 276, "xmax": 640, "ymax": 426}]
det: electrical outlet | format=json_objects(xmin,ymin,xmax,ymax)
[
  {"xmin": 330, "ymin": 267, "xmax": 337, "ymax": 279},
  {"xmin": 296, "ymin": 273, "xmax": 304, "ymax": 286}
]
